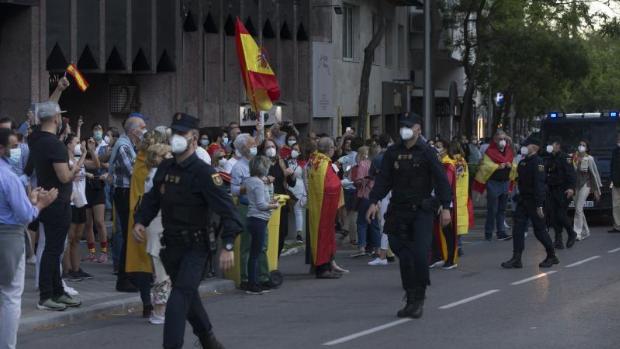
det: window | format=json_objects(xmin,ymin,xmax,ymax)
[
  {"xmin": 342, "ymin": 5, "xmax": 355, "ymax": 59},
  {"xmin": 397, "ymin": 24, "xmax": 404, "ymax": 69},
  {"xmin": 385, "ymin": 21, "xmax": 393, "ymax": 67}
]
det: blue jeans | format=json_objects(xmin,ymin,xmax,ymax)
[
  {"xmin": 356, "ymin": 199, "xmax": 380, "ymax": 249},
  {"xmin": 485, "ymin": 180, "xmax": 509, "ymax": 238},
  {"xmin": 246, "ymin": 217, "xmax": 268, "ymax": 286}
]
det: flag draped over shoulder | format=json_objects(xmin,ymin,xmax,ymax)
[
  {"xmin": 234, "ymin": 18, "xmax": 280, "ymax": 112},
  {"xmin": 66, "ymin": 64, "xmax": 89, "ymax": 92},
  {"xmin": 126, "ymin": 151, "xmax": 153, "ymax": 274},
  {"xmin": 307, "ymin": 152, "xmax": 344, "ymax": 267},
  {"xmin": 473, "ymin": 142, "xmax": 516, "ymax": 193}
]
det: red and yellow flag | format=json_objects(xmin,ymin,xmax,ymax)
[
  {"xmin": 66, "ymin": 64, "xmax": 89, "ymax": 92},
  {"xmin": 234, "ymin": 18, "xmax": 280, "ymax": 111}
]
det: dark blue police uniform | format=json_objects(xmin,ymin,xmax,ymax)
[
  {"xmin": 135, "ymin": 113, "xmax": 243, "ymax": 349},
  {"xmin": 368, "ymin": 114, "xmax": 451, "ymax": 319},
  {"xmin": 502, "ymin": 135, "xmax": 558, "ymax": 269},
  {"xmin": 544, "ymin": 146, "xmax": 577, "ymax": 249}
]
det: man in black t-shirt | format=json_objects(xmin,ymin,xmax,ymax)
[{"xmin": 29, "ymin": 101, "xmax": 82, "ymax": 311}]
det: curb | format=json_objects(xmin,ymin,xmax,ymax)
[{"xmin": 18, "ymin": 278, "xmax": 235, "ymax": 334}]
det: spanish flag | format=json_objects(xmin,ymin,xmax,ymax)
[
  {"xmin": 235, "ymin": 18, "xmax": 280, "ymax": 111},
  {"xmin": 307, "ymin": 152, "xmax": 344, "ymax": 267},
  {"xmin": 66, "ymin": 64, "xmax": 89, "ymax": 92}
]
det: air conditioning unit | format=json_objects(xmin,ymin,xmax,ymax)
[{"xmin": 109, "ymin": 85, "xmax": 140, "ymax": 115}]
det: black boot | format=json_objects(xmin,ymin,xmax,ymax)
[
  {"xmin": 397, "ymin": 287, "xmax": 425, "ymax": 319},
  {"xmin": 539, "ymin": 252, "xmax": 560, "ymax": 268},
  {"xmin": 501, "ymin": 252, "xmax": 523, "ymax": 269},
  {"xmin": 554, "ymin": 232, "xmax": 564, "ymax": 250},
  {"xmin": 198, "ymin": 332, "xmax": 225, "ymax": 349},
  {"xmin": 566, "ymin": 231, "xmax": 577, "ymax": 248}
]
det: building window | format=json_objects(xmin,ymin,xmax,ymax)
[
  {"xmin": 342, "ymin": 5, "xmax": 356, "ymax": 60},
  {"xmin": 397, "ymin": 24, "xmax": 404, "ymax": 69},
  {"xmin": 385, "ymin": 20, "xmax": 393, "ymax": 67}
]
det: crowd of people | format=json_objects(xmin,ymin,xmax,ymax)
[{"xmin": 1, "ymin": 76, "xmax": 618, "ymax": 349}]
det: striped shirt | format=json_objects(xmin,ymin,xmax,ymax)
[{"xmin": 112, "ymin": 144, "xmax": 134, "ymax": 189}]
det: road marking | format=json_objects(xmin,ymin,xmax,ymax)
[
  {"xmin": 322, "ymin": 319, "xmax": 411, "ymax": 346},
  {"xmin": 565, "ymin": 256, "xmax": 601, "ymax": 268},
  {"xmin": 510, "ymin": 271, "xmax": 557, "ymax": 286},
  {"xmin": 438, "ymin": 289, "xmax": 500, "ymax": 310},
  {"xmin": 608, "ymin": 247, "xmax": 620, "ymax": 254}
]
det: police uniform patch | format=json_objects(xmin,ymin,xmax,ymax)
[
  {"xmin": 538, "ymin": 165, "xmax": 545, "ymax": 172},
  {"xmin": 212, "ymin": 173, "xmax": 223, "ymax": 186}
]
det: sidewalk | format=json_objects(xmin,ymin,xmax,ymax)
[{"xmin": 19, "ymin": 244, "xmax": 234, "ymax": 334}]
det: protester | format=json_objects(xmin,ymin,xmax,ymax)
[
  {"xmin": 1, "ymin": 127, "xmax": 59, "ymax": 349},
  {"xmin": 245, "ymin": 155, "xmax": 280, "ymax": 294},
  {"xmin": 29, "ymin": 101, "xmax": 82, "ymax": 310},
  {"xmin": 109, "ymin": 114, "xmax": 146, "ymax": 292},
  {"xmin": 286, "ymin": 142, "xmax": 307, "ymax": 243},
  {"xmin": 307, "ymin": 137, "xmax": 345, "ymax": 279},
  {"xmin": 473, "ymin": 130, "xmax": 515, "ymax": 241},
  {"xmin": 350, "ymin": 146, "xmax": 380, "ymax": 257},
  {"xmin": 83, "ymin": 123, "xmax": 110, "ymax": 263},
  {"xmin": 143, "ymin": 142, "xmax": 173, "ymax": 325},
  {"xmin": 62, "ymin": 135, "xmax": 94, "ymax": 281},
  {"xmin": 610, "ymin": 132, "xmax": 620, "ymax": 233},
  {"xmin": 573, "ymin": 140, "xmax": 602, "ymax": 240}
]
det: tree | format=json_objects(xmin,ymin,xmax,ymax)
[{"xmin": 357, "ymin": 7, "xmax": 384, "ymax": 138}]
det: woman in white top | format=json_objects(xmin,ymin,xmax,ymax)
[
  {"xmin": 573, "ymin": 140, "xmax": 602, "ymax": 240},
  {"xmin": 286, "ymin": 143, "xmax": 307, "ymax": 243}
]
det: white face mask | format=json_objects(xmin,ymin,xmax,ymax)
[
  {"xmin": 400, "ymin": 127, "xmax": 414, "ymax": 141},
  {"xmin": 104, "ymin": 135, "xmax": 111, "ymax": 144},
  {"xmin": 498, "ymin": 140, "xmax": 507, "ymax": 148},
  {"xmin": 223, "ymin": 137, "xmax": 229, "ymax": 145},
  {"xmin": 138, "ymin": 128, "xmax": 148, "ymax": 141},
  {"xmin": 200, "ymin": 138, "xmax": 209, "ymax": 146},
  {"xmin": 578, "ymin": 145, "xmax": 586, "ymax": 153},
  {"xmin": 436, "ymin": 147, "xmax": 444, "ymax": 153},
  {"xmin": 170, "ymin": 134, "xmax": 189, "ymax": 154},
  {"xmin": 74, "ymin": 144, "xmax": 82, "ymax": 156},
  {"xmin": 9, "ymin": 148, "xmax": 21, "ymax": 164},
  {"xmin": 265, "ymin": 147, "xmax": 277, "ymax": 158},
  {"xmin": 546, "ymin": 145, "xmax": 554, "ymax": 154},
  {"xmin": 291, "ymin": 150, "xmax": 300, "ymax": 159},
  {"xmin": 520, "ymin": 146, "xmax": 529, "ymax": 156},
  {"xmin": 218, "ymin": 158, "xmax": 228, "ymax": 167},
  {"xmin": 249, "ymin": 147, "xmax": 258, "ymax": 157},
  {"xmin": 617, "ymin": 143, "xmax": 620, "ymax": 148},
  {"xmin": 288, "ymin": 140, "xmax": 297, "ymax": 147}
]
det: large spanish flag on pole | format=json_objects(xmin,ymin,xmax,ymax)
[
  {"xmin": 66, "ymin": 64, "xmax": 89, "ymax": 92},
  {"xmin": 235, "ymin": 17, "xmax": 280, "ymax": 112},
  {"xmin": 306, "ymin": 152, "xmax": 344, "ymax": 267}
]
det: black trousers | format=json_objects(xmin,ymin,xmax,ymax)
[
  {"xmin": 114, "ymin": 187, "xmax": 152, "ymax": 305},
  {"xmin": 161, "ymin": 243, "xmax": 212, "ymax": 349},
  {"xmin": 38, "ymin": 201, "xmax": 71, "ymax": 301},
  {"xmin": 512, "ymin": 198, "xmax": 554, "ymax": 254},
  {"xmin": 546, "ymin": 186, "xmax": 573, "ymax": 239},
  {"xmin": 386, "ymin": 208, "xmax": 433, "ymax": 290}
]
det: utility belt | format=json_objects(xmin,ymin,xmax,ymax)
[
  {"xmin": 384, "ymin": 198, "xmax": 438, "ymax": 240},
  {"xmin": 162, "ymin": 229, "xmax": 209, "ymax": 248},
  {"xmin": 389, "ymin": 197, "xmax": 439, "ymax": 214}
]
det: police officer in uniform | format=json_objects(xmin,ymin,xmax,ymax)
[
  {"xmin": 502, "ymin": 134, "xmax": 559, "ymax": 269},
  {"xmin": 133, "ymin": 113, "xmax": 243, "ymax": 349},
  {"xmin": 367, "ymin": 114, "xmax": 452, "ymax": 319},
  {"xmin": 544, "ymin": 138, "xmax": 577, "ymax": 249}
]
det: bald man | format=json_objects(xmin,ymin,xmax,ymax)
[{"xmin": 110, "ymin": 114, "xmax": 147, "ymax": 293}]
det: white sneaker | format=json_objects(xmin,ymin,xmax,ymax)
[
  {"xmin": 63, "ymin": 282, "xmax": 79, "ymax": 297},
  {"xmin": 149, "ymin": 314, "xmax": 165, "ymax": 325},
  {"xmin": 368, "ymin": 258, "xmax": 388, "ymax": 266},
  {"xmin": 429, "ymin": 260, "xmax": 445, "ymax": 269},
  {"xmin": 27, "ymin": 256, "xmax": 37, "ymax": 265}
]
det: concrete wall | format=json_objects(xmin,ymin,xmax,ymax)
[{"xmin": 0, "ymin": 4, "xmax": 33, "ymax": 120}]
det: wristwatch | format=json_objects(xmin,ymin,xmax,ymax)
[{"xmin": 224, "ymin": 243, "xmax": 234, "ymax": 252}]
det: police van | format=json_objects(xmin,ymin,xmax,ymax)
[{"xmin": 540, "ymin": 111, "xmax": 619, "ymax": 212}]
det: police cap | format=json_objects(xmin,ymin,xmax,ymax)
[
  {"xmin": 399, "ymin": 113, "xmax": 422, "ymax": 128},
  {"xmin": 170, "ymin": 112, "xmax": 199, "ymax": 132}
]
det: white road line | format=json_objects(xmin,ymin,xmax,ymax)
[
  {"xmin": 608, "ymin": 247, "xmax": 620, "ymax": 254},
  {"xmin": 510, "ymin": 271, "xmax": 557, "ymax": 286},
  {"xmin": 438, "ymin": 289, "xmax": 500, "ymax": 310},
  {"xmin": 322, "ymin": 319, "xmax": 412, "ymax": 346},
  {"xmin": 565, "ymin": 256, "xmax": 601, "ymax": 268}
]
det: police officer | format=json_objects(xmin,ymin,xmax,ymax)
[
  {"xmin": 502, "ymin": 134, "xmax": 559, "ymax": 269},
  {"xmin": 544, "ymin": 138, "xmax": 577, "ymax": 249},
  {"xmin": 133, "ymin": 113, "xmax": 243, "ymax": 349},
  {"xmin": 367, "ymin": 114, "xmax": 452, "ymax": 319}
]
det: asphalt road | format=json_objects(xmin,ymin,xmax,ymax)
[{"xmin": 18, "ymin": 226, "xmax": 620, "ymax": 349}]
